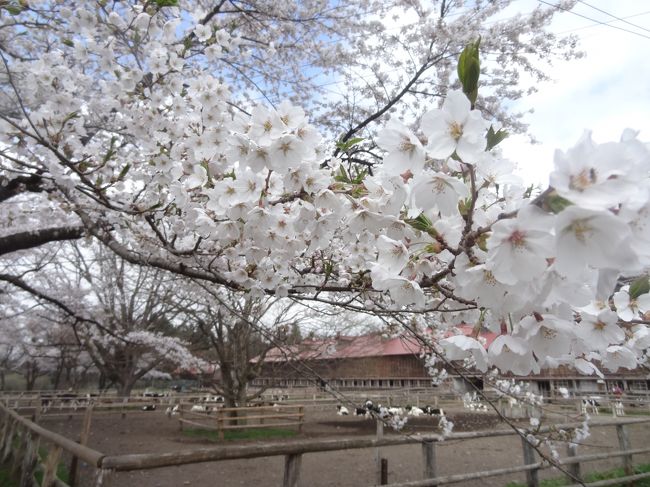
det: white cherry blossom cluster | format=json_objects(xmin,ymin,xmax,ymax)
[{"xmin": 0, "ymin": 2, "xmax": 649, "ymax": 381}]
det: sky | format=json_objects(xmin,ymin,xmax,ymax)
[{"xmin": 499, "ymin": 0, "xmax": 650, "ymax": 185}]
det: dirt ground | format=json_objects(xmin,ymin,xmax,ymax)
[{"xmin": 40, "ymin": 407, "xmax": 650, "ymax": 487}]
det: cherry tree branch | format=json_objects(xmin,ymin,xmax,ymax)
[{"xmin": 0, "ymin": 226, "xmax": 84, "ymax": 256}]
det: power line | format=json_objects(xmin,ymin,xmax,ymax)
[
  {"xmin": 576, "ymin": 0, "xmax": 650, "ymax": 34},
  {"xmin": 556, "ymin": 9, "xmax": 650, "ymax": 35},
  {"xmin": 538, "ymin": 0, "xmax": 650, "ymax": 40}
]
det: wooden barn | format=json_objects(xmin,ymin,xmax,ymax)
[
  {"xmin": 252, "ymin": 333, "xmax": 434, "ymax": 389},
  {"xmin": 254, "ymin": 327, "xmax": 650, "ymax": 397}
]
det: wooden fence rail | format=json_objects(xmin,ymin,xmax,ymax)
[
  {"xmin": 177, "ymin": 403, "xmax": 305, "ymax": 439},
  {"xmin": 0, "ymin": 400, "xmax": 105, "ymax": 487},
  {"xmin": 2, "ymin": 398, "xmax": 650, "ymax": 487}
]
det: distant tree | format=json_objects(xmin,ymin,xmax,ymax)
[
  {"xmin": 181, "ymin": 284, "xmax": 302, "ymax": 409},
  {"xmin": 1, "ymin": 243, "xmax": 203, "ymax": 396}
]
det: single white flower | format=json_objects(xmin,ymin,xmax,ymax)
[
  {"xmin": 377, "ymin": 120, "xmax": 425, "ymax": 177},
  {"xmin": 602, "ymin": 345, "xmax": 637, "ymax": 371},
  {"xmin": 574, "ymin": 358, "xmax": 604, "ymax": 378},
  {"xmin": 517, "ymin": 314, "xmax": 574, "ymax": 358},
  {"xmin": 193, "ymin": 24, "xmax": 212, "ymax": 42},
  {"xmin": 185, "ymin": 164, "xmax": 208, "ymax": 189},
  {"xmin": 554, "ymin": 206, "xmax": 635, "ymax": 278},
  {"xmin": 488, "ymin": 335, "xmax": 538, "ymax": 376},
  {"xmin": 411, "ymin": 171, "xmax": 469, "ymax": 216},
  {"xmin": 375, "ymin": 235, "xmax": 409, "ymax": 276},
  {"xmin": 486, "ymin": 204, "xmax": 554, "ymax": 284},
  {"xmin": 420, "ymin": 90, "xmax": 488, "ymax": 163},
  {"xmin": 550, "ymin": 131, "xmax": 643, "ymax": 210},
  {"xmin": 440, "ymin": 335, "xmax": 488, "ymax": 372},
  {"xmin": 576, "ymin": 310, "xmax": 624, "ymax": 351},
  {"xmin": 613, "ymin": 287, "xmax": 650, "ymax": 321}
]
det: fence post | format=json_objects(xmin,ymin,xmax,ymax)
[
  {"xmin": 217, "ymin": 408, "xmax": 224, "ymax": 440},
  {"xmin": 283, "ymin": 453, "xmax": 302, "ymax": 487},
  {"xmin": 381, "ymin": 458, "xmax": 388, "ymax": 485},
  {"xmin": 69, "ymin": 404, "xmax": 94, "ymax": 487},
  {"xmin": 521, "ymin": 436, "xmax": 540, "ymax": 487},
  {"xmin": 19, "ymin": 432, "xmax": 39, "ymax": 487},
  {"xmin": 298, "ymin": 406, "xmax": 304, "ymax": 433},
  {"xmin": 2, "ymin": 418, "xmax": 16, "ymax": 462},
  {"xmin": 376, "ymin": 419, "xmax": 384, "ymax": 485},
  {"xmin": 10, "ymin": 425, "xmax": 27, "ymax": 477},
  {"xmin": 41, "ymin": 445, "xmax": 63, "ymax": 487},
  {"xmin": 565, "ymin": 443, "xmax": 581, "ymax": 483},
  {"xmin": 121, "ymin": 397, "xmax": 128, "ymax": 419},
  {"xmin": 422, "ymin": 440, "xmax": 436, "ymax": 481},
  {"xmin": 616, "ymin": 424, "xmax": 634, "ymax": 483},
  {"xmin": 93, "ymin": 468, "xmax": 113, "ymax": 487}
]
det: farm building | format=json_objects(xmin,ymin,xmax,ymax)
[
  {"xmin": 253, "ymin": 332, "xmax": 433, "ymax": 389},
  {"xmin": 253, "ymin": 327, "xmax": 650, "ymax": 396}
]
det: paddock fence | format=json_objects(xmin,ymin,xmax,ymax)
[
  {"xmin": 2, "ymin": 399, "xmax": 650, "ymax": 487},
  {"xmin": 177, "ymin": 403, "xmax": 305, "ymax": 439}
]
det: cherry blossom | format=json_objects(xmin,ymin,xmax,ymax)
[
  {"xmin": 420, "ymin": 90, "xmax": 489, "ymax": 163},
  {"xmin": 0, "ymin": 1, "xmax": 648, "ymax": 388}
]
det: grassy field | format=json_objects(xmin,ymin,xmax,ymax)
[{"xmin": 505, "ymin": 463, "xmax": 650, "ymax": 487}]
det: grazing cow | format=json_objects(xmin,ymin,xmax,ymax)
[
  {"xmin": 581, "ymin": 398, "xmax": 600, "ymax": 415},
  {"xmin": 387, "ymin": 407, "xmax": 404, "ymax": 417},
  {"xmin": 165, "ymin": 405, "xmax": 179, "ymax": 417},
  {"xmin": 406, "ymin": 406, "xmax": 424, "ymax": 417},
  {"xmin": 423, "ymin": 406, "xmax": 445, "ymax": 417},
  {"xmin": 336, "ymin": 405, "xmax": 349, "ymax": 416},
  {"xmin": 141, "ymin": 404, "xmax": 156, "ymax": 411},
  {"xmin": 353, "ymin": 407, "xmax": 368, "ymax": 417}
]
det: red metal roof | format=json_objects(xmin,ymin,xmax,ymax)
[
  {"xmin": 261, "ymin": 333, "xmax": 423, "ymax": 362},
  {"xmin": 260, "ymin": 325, "xmax": 498, "ymax": 363}
]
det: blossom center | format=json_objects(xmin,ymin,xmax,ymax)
[
  {"xmin": 569, "ymin": 168, "xmax": 597, "ymax": 191},
  {"xmin": 593, "ymin": 320, "xmax": 606, "ymax": 331},
  {"xmin": 541, "ymin": 326, "xmax": 557, "ymax": 339},
  {"xmin": 449, "ymin": 122, "xmax": 463, "ymax": 141},
  {"xmin": 569, "ymin": 219, "xmax": 592, "ymax": 243},
  {"xmin": 483, "ymin": 270, "xmax": 497, "ymax": 286},
  {"xmin": 398, "ymin": 137, "xmax": 417, "ymax": 155},
  {"xmin": 279, "ymin": 142, "xmax": 293, "ymax": 155},
  {"xmin": 508, "ymin": 229, "xmax": 527, "ymax": 248}
]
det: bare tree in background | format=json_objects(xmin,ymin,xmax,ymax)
[{"xmin": 181, "ymin": 285, "xmax": 303, "ymax": 410}]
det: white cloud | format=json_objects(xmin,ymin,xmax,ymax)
[{"xmin": 500, "ymin": 0, "xmax": 650, "ymax": 185}]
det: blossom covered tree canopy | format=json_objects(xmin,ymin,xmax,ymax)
[{"xmin": 0, "ymin": 1, "xmax": 648, "ymax": 380}]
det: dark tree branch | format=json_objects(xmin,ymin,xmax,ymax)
[
  {"xmin": 0, "ymin": 173, "xmax": 44, "ymax": 203},
  {"xmin": 0, "ymin": 225, "xmax": 84, "ymax": 256}
]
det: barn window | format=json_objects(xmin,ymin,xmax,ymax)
[{"xmin": 630, "ymin": 380, "xmax": 644, "ymax": 391}]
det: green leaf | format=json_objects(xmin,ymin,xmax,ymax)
[
  {"xmin": 62, "ymin": 39, "xmax": 74, "ymax": 47},
  {"xmin": 334, "ymin": 165, "xmax": 350, "ymax": 183},
  {"xmin": 154, "ymin": 0, "xmax": 178, "ymax": 6},
  {"xmin": 352, "ymin": 169, "xmax": 368, "ymax": 184},
  {"xmin": 629, "ymin": 276, "xmax": 650, "ymax": 299},
  {"xmin": 116, "ymin": 164, "xmax": 130, "ymax": 181},
  {"xmin": 4, "ymin": 5, "xmax": 23, "ymax": 15},
  {"xmin": 405, "ymin": 213, "xmax": 434, "ymax": 233},
  {"xmin": 335, "ymin": 137, "xmax": 364, "ymax": 152},
  {"xmin": 457, "ymin": 37, "xmax": 481, "ymax": 106},
  {"xmin": 486, "ymin": 125, "xmax": 508, "ymax": 151},
  {"xmin": 545, "ymin": 194, "xmax": 573, "ymax": 214}
]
